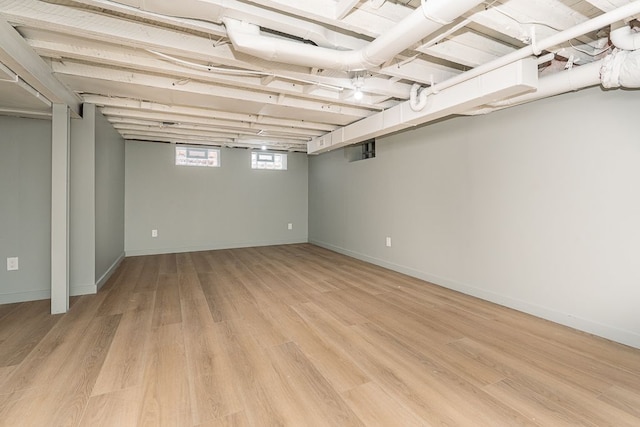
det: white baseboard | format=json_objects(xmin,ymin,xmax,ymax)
[
  {"xmin": 0, "ymin": 253, "xmax": 126, "ymax": 304},
  {"xmin": 96, "ymin": 252, "xmax": 125, "ymax": 291},
  {"xmin": 0, "ymin": 289, "xmax": 51, "ymax": 305},
  {"xmin": 310, "ymin": 239, "xmax": 640, "ymax": 350},
  {"xmin": 70, "ymin": 284, "xmax": 97, "ymax": 296},
  {"xmin": 125, "ymin": 239, "xmax": 308, "ymax": 257}
]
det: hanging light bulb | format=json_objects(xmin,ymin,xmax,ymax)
[{"xmin": 353, "ymin": 74, "xmax": 364, "ymax": 101}]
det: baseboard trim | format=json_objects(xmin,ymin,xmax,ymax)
[
  {"xmin": 0, "ymin": 289, "xmax": 51, "ymax": 305},
  {"xmin": 96, "ymin": 252, "xmax": 125, "ymax": 291},
  {"xmin": 125, "ymin": 239, "xmax": 309, "ymax": 257},
  {"xmin": 70, "ymin": 284, "xmax": 97, "ymax": 296},
  {"xmin": 310, "ymin": 239, "xmax": 640, "ymax": 350}
]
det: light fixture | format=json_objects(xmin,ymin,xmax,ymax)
[
  {"xmin": 261, "ymin": 145, "xmax": 267, "ymax": 150},
  {"xmin": 353, "ymin": 74, "xmax": 364, "ymax": 101}
]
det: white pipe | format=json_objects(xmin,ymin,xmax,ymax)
[
  {"xmin": 409, "ymin": 83, "xmax": 428, "ymax": 111},
  {"xmin": 369, "ymin": 0, "xmax": 386, "ymax": 9},
  {"xmin": 467, "ymin": 47, "xmax": 640, "ymax": 115},
  {"xmin": 465, "ymin": 59, "xmax": 602, "ymax": 115},
  {"xmin": 223, "ymin": 0, "xmax": 485, "ymax": 71},
  {"xmin": 601, "ymin": 48, "xmax": 640, "ymax": 88},
  {"xmin": 427, "ymin": 1, "xmax": 640, "ymax": 96},
  {"xmin": 610, "ymin": 25, "xmax": 640, "ymax": 51}
]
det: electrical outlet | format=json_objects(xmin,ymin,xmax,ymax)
[
  {"xmin": 287, "ymin": 223, "xmax": 293, "ymax": 230},
  {"xmin": 7, "ymin": 257, "xmax": 19, "ymax": 271},
  {"xmin": 385, "ymin": 237, "xmax": 392, "ymax": 247},
  {"xmin": 151, "ymin": 229, "xmax": 158, "ymax": 238}
]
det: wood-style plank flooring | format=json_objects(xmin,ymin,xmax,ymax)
[{"xmin": 1, "ymin": 244, "xmax": 639, "ymax": 426}]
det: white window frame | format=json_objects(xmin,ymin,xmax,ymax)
[
  {"xmin": 251, "ymin": 151, "xmax": 287, "ymax": 170},
  {"xmin": 175, "ymin": 146, "xmax": 220, "ymax": 168}
]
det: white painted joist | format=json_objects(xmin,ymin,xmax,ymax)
[
  {"xmin": 107, "ymin": 114, "xmax": 324, "ymax": 137},
  {"xmin": 0, "ymin": 18, "xmax": 81, "ymax": 116},
  {"xmin": 0, "ymin": 0, "xmax": 306, "ymax": 73},
  {"xmin": 123, "ymin": 134, "xmax": 306, "ymax": 151},
  {"xmin": 82, "ymin": 95, "xmax": 338, "ymax": 131},
  {"xmin": 27, "ymin": 37, "xmax": 407, "ymax": 106},
  {"xmin": 471, "ymin": 0, "xmax": 603, "ymax": 63},
  {"xmin": 112, "ymin": 123, "xmax": 310, "ymax": 141},
  {"xmin": 121, "ymin": 131, "xmax": 306, "ymax": 148},
  {"xmin": 50, "ymin": 61, "xmax": 374, "ymax": 119}
]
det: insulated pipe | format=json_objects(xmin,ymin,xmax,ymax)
[
  {"xmin": 610, "ymin": 24, "xmax": 640, "ymax": 51},
  {"xmin": 466, "ymin": 47, "xmax": 640, "ymax": 115},
  {"xmin": 465, "ymin": 59, "xmax": 603, "ymax": 115},
  {"xmin": 601, "ymin": 48, "xmax": 640, "ymax": 88},
  {"xmin": 409, "ymin": 83, "xmax": 429, "ymax": 111},
  {"xmin": 223, "ymin": 0, "xmax": 485, "ymax": 71},
  {"xmin": 426, "ymin": 1, "xmax": 640, "ymax": 96}
]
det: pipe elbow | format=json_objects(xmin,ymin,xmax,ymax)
[
  {"xmin": 610, "ymin": 25, "xmax": 640, "ymax": 51},
  {"xmin": 409, "ymin": 83, "xmax": 429, "ymax": 111}
]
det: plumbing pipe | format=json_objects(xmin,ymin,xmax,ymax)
[
  {"xmin": 426, "ymin": 1, "xmax": 640, "ymax": 97},
  {"xmin": 466, "ymin": 47, "xmax": 640, "ymax": 115},
  {"xmin": 610, "ymin": 24, "xmax": 640, "ymax": 51},
  {"xmin": 409, "ymin": 83, "xmax": 428, "ymax": 111},
  {"xmin": 369, "ymin": 0, "xmax": 386, "ymax": 9},
  {"xmin": 465, "ymin": 59, "xmax": 602, "ymax": 115},
  {"xmin": 222, "ymin": 0, "xmax": 485, "ymax": 71},
  {"xmin": 601, "ymin": 48, "xmax": 640, "ymax": 88}
]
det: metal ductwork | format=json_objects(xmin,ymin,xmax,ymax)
[
  {"xmin": 466, "ymin": 20, "xmax": 640, "ymax": 116},
  {"xmin": 222, "ymin": 0, "xmax": 485, "ymax": 71},
  {"xmin": 308, "ymin": 58, "xmax": 539, "ymax": 154}
]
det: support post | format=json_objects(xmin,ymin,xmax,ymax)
[{"xmin": 51, "ymin": 103, "xmax": 70, "ymax": 314}]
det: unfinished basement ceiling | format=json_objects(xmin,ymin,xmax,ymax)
[{"xmin": 0, "ymin": 0, "xmax": 638, "ymax": 152}]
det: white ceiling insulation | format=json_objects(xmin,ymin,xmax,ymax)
[{"xmin": 0, "ymin": 0, "xmax": 638, "ymax": 152}]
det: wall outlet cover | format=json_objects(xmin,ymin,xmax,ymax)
[{"xmin": 7, "ymin": 257, "xmax": 19, "ymax": 271}]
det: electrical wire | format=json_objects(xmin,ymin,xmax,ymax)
[{"xmin": 491, "ymin": 6, "xmax": 610, "ymax": 57}]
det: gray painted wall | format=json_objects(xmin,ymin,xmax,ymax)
[
  {"xmin": 0, "ymin": 117, "xmax": 52, "ymax": 303},
  {"xmin": 0, "ymin": 107, "xmax": 125, "ymax": 304},
  {"xmin": 95, "ymin": 108, "xmax": 125, "ymax": 284},
  {"xmin": 125, "ymin": 142, "xmax": 308, "ymax": 255},
  {"xmin": 309, "ymin": 86, "xmax": 640, "ymax": 349}
]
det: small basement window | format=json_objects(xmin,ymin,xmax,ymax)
[
  {"xmin": 361, "ymin": 139, "xmax": 375, "ymax": 159},
  {"xmin": 175, "ymin": 146, "xmax": 220, "ymax": 167},
  {"xmin": 346, "ymin": 139, "xmax": 376, "ymax": 162},
  {"xmin": 251, "ymin": 151, "xmax": 287, "ymax": 170}
]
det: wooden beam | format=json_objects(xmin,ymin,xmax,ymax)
[
  {"xmin": 335, "ymin": 0, "xmax": 361, "ymax": 20},
  {"xmin": 0, "ymin": 18, "xmax": 81, "ymax": 117}
]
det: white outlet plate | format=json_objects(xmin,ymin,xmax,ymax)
[
  {"xmin": 385, "ymin": 237, "xmax": 392, "ymax": 247},
  {"xmin": 287, "ymin": 223, "xmax": 293, "ymax": 230},
  {"xmin": 7, "ymin": 257, "xmax": 19, "ymax": 271},
  {"xmin": 151, "ymin": 229, "xmax": 158, "ymax": 238}
]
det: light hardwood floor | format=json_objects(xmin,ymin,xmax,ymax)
[{"xmin": 1, "ymin": 244, "xmax": 639, "ymax": 426}]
